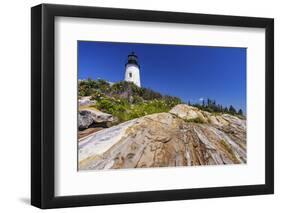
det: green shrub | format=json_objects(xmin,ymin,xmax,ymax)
[
  {"xmin": 94, "ymin": 97, "xmax": 174, "ymax": 124},
  {"xmin": 79, "ymin": 79, "xmax": 185, "ymax": 124},
  {"xmin": 90, "ymin": 90, "xmax": 105, "ymax": 101},
  {"xmin": 132, "ymin": 95, "xmax": 143, "ymax": 104}
]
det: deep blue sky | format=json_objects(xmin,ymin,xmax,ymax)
[{"xmin": 78, "ymin": 41, "xmax": 246, "ymax": 112}]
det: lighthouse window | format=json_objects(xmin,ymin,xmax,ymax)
[{"xmin": 129, "ymin": 73, "xmax": 132, "ymax": 78}]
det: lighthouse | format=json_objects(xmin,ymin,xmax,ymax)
[{"xmin": 124, "ymin": 52, "xmax": 141, "ymax": 87}]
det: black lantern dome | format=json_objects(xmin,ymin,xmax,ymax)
[{"xmin": 126, "ymin": 52, "xmax": 140, "ymax": 68}]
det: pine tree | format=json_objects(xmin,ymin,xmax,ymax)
[
  {"xmin": 229, "ymin": 105, "xmax": 237, "ymax": 115},
  {"xmin": 238, "ymin": 109, "xmax": 243, "ymax": 115},
  {"xmin": 224, "ymin": 107, "xmax": 228, "ymax": 113},
  {"xmin": 207, "ymin": 98, "xmax": 211, "ymax": 106}
]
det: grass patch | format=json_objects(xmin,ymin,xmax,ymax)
[
  {"xmin": 184, "ymin": 117, "xmax": 205, "ymax": 124},
  {"xmin": 79, "ymin": 105, "xmax": 98, "ymax": 111},
  {"xmin": 210, "ymin": 112, "xmax": 223, "ymax": 116}
]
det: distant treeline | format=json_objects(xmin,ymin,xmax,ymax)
[{"xmin": 188, "ymin": 99, "xmax": 244, "ymax": 116}]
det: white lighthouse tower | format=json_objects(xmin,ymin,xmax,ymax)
[{"xmin": 124, "ymin": 52, "xmax": 141, "ymax": 87}]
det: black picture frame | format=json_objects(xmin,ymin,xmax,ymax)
[{"xmin": 31, "ymin": 3, "xmax": 274, "ymax": 209}]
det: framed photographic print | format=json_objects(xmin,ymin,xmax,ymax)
[{"xmin": 31, "ymin": 4, "xmax": 274, "ymax": 209}]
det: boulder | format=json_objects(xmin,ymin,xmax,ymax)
[
  {"xmin": 78, "ymin": 108, "xmax": 246, "ymax": 170},
  {"xmin": 79, "ymin": 96, "xmax": 91, "ymax": 106},
  {"xmin": 169, "ymin": 104, "xmax": 208, "ymax": 122},
  {"xmin": 78, "ymin": 109, "xmax": 113, "ymax": 130},
  {"xmin": 79, "ymin": 99, "xmax": 90, "ymax": 106},
  {"xmin": 78, "ymin": 96, "xmax": 96, "ymax": 106},
  {"xmin": 79, "ymin": 111, "xmax": 94, "ymax": 129}
]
